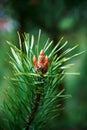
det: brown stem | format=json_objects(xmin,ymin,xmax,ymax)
[
  {"xmin": 25, "ymin": 78, "xmax": 44, "ymax": 130},
  {"xmin": 25, "ymin": 92, "xmax": 41, "ymax": 130}
]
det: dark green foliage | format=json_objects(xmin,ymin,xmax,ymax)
[{"xmin": 1, "ymin": 30, "xmax": 84, "ymax": 130}]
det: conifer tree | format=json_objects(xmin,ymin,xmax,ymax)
[{"xmin": 1, "ymin": 30, "xmax": 84, "ymax": 130}]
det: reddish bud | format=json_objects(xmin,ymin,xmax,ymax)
[
  {"xmin": 33, "ymin": 50, "xmax": 49, "ymax": 74},
  {"xmin": 40, "ymin": 50, "xmax": 44, "ymax": 55},
  {"xmin": 33, "ymin": 55, "xmax": 38, "ymax": 69},
  {"xmin": 33, "ymin": 55, "xmax": 37, "ymax": 65},
  {"xmin": 44, "ymin": 55, "xmax": 49, "ymax": 70}
]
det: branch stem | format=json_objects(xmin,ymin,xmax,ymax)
[{"xmin": 25, "ymin": 78, "xmax": 44, "ymax": 130}]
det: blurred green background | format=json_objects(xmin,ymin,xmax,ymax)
[{"xmin": 0, "ymin": 0, "xmax": 87, "ymax": 130}]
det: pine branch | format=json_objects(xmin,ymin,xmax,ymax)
[
  {"xmin": 25, "ymin": 77, "xmax": 44, "ymax": 130},
  {"xmin": 1, "ymin": 30, "xmax": 85, "ymax": 130}
]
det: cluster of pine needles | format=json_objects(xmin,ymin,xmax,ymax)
[{"xmin": 0, "ymin": 30, "xmax": 85, "ymax": 130}]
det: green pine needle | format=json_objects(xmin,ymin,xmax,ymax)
[{"xmin": 1, "ymin": 30, "xmax": 84, "ymax": 130}]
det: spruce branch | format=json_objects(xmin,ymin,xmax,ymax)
[{"xmin": 2, "ymin": 30, "xmax": 84, "ymax": 130}]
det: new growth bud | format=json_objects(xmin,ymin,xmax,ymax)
[{"xmin": 33, "ymin": 50, "xmax": 49, "ymax": 74}]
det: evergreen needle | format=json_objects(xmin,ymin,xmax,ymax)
[{"xmin": 3, "ymin": 30, "xmax": 85, "ymax": 130}]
